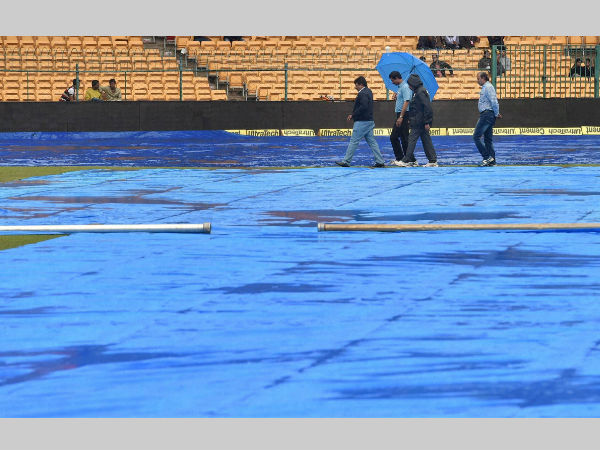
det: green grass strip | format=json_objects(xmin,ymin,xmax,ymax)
[{"xmin": 0, "ymin": 234, "xmax": 64, "ymax": 251}]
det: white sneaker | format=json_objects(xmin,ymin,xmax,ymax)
[
  {"xmin": 388, "ymin": 160, "xmax": 400, "ymax": 166},
  {"xmin": 395, "ymin": 160, "xmax": 412, "ymax": 167},
  {"xmin": 479, "ymin": 157, "xmax": 496, "ymax": 167},
  {"xmin": 423, "ymin": 162, "xmax": 439, "ymax": 167},
  {"xmin": 409, "ymin": 161, "xmax": 420, "ymax": 167}
]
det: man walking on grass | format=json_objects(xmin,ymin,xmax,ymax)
[{"xmin": 336, "ymin": 76, "xmax": 385, "ymax": 168}]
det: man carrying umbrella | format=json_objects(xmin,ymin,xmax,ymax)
[
  {"xmin": 336, "ymin": 76, "xmax": 385, "ymax": 168},
  {"xmin": 396, "ymin": 74, "xmax": 439, "ymax": 167},
  {"xmin": 388, "ymin": 71, "xmax": 417, "ymax": 166}
]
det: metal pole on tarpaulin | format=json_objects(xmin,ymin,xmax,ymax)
[
  {"xmin": 317, "ymin": 223, "xmax": 600, "ymax": 232},
  {"xmin": 0, "ymin": 223, "xmax": 212, "ymax": 234}
]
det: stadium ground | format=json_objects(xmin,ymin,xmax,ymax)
[{"xmin": 1, "ymin": 131, "xmax": 599, "ymax": 417}]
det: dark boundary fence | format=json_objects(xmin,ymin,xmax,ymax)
[{"xmin": 0, "ymin": 99, "xmax": 599, "ymax": 132}]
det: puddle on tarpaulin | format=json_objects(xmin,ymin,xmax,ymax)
[
  {"xmin": 260, "ymin": 210, "xmax": 368, "ymax": 226},
  {"xmin": 0, "ymin": 345, "xmax": 176, "ymax": 388},
  {"xmin": 332, "ymin": 370, "xmax": 600, "ymax": 409},
  {"xmin": 10, "ymin": 193, "xmax": 225, "ymax": 210},
  {"xmin": 1, "ymin": 206, "xmax": 89, "ymax": 219},
  {"xmin": 368, "ymin": 248, "xmax": 600, "ymax": 268},
  {"xmin": 497, "ymin": 189, "xmax": 600, "ymax": 196},
  {"xmin": 4, "ymin": 145, "xmax": 153, "ymax": 152},
  {"xmin": 260, "ymin": 210, "xmax": 529, "ymax": 226},
  {"xmin": 0, "ymin": 180, "xmax": 53, "ymax": 188}
]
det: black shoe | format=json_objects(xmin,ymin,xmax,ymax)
[
  {"xmin": 370, "ymin": 163, "xmax": 385, "ymax": 168},
  {"xmin": 335, "ymin": 161, "xmax": 350, "ymax": 167}
]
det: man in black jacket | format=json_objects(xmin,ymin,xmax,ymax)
[
  {"xmin": 396, "ymin": 74, "xmax": 438, "ymax": 167},
  {"xmin": 336, "ymin": 76, "xmax": 385, "ymax": 168}
]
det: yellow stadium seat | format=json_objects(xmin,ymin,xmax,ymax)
[{"xmin": 211, "ymin": 90, "xmax": 228, "ymax": 100}]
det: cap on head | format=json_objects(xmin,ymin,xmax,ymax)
[{"xmin": 407, "ymin": 74, "xmax": 422, "ymax": 89}]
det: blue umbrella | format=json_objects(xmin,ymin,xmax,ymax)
[{"xmin": 376, "ymin": 52, "xmax": 439, "ymax": 101}]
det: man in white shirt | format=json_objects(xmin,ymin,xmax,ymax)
[{"xmin": 474, "ymin": 72, "xmax": 502, "ymax": 166}]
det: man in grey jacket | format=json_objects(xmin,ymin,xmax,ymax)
[{"xmin": 396, "ymin": 74, "xmax": 438, "ymax": 167}]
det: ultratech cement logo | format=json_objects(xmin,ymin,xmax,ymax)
[
  {"xmin": 319, "ymin": 129, "xmax": 353, "ymax": 136},
  {"xmin": 225, "ymin": 130, "xmax": 245, "ymax": 135},
  {"xmin": 245, "ymin": 129, "xmax": 280, "ymax": 137},
  {"xmin": 582, "ymin": 126, "xmax": 600, "ymax": 135},
  {"xmin": 519, "ymin": 127, "xmax": 545, "ymax": 135},
  {"xmin": 494, "ymin": 128, "xmax": 519, "ymax": 135},
  {"xmin": 447, "ymin": 128, "xmax": 475, "ymax": 135},
  {"xmin": 281, "ymin": 129, "xmax": 316, "ymax": 136},
  {"xmin": 373, "ymin": 128, "xmax": 393, "ymax": 136},
  {"xmin": 543, "ymin": 127, "xmax": 583, "ymax": 135},
  {"xmin": 429, "ymin": 128, "xmax": 447, "ymax": 136}
]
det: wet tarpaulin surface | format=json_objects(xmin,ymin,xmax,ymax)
[
  {"xmin": 0, "ymin": 130, "xmax": 599, "ymax": 166},
  {"xmin": 1, "ymin": 164, "xmax": 600, "ymax": 417}
]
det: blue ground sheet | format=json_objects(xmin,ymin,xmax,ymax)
[
  {"xmin": 0, "ymin": 130, "xmax": 599, "ymax": 166},
  {"xmin": 1, "ymin": 131, "xmax": 600, "ymax": 417}
]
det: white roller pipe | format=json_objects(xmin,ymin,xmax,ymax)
[
  {"xmin": 317, "ymin": 222, "xmax": 600, "ymax": 232},
  {"xmin": 0, "ymin": 223, "xmax": 211, "ymax": 234}
]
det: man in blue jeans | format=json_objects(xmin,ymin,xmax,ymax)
[
  {"xmin": 474, "ymin": 71, "xmax": 502, "ymax": 166},
  {"xmin": 336, "ymin": 76, "xmax": 385, "ymax": 168}
]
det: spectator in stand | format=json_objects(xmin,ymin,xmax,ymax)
[
  {"xmin": 583, "ymin": 58, "xmax": 595, "ymax": 78},
  {"xmin": 59, "ymin": 79, "xmax": 80, "ymax": 102},
  {"xmin": 100, "ymin": 79, "xmax": 122, "ymax": 101},
  {"xmin": 444, "ymin": 36, "xmax": 460, "ymax": 50},
  {"xmin": 430, "ymin": 54, "xmax": 453, "ymax": 77},
  {"xmin": 223, "ymin": 36, "xmax": 244, "ymax": 42},
  {"xmin": 84, "ymin": 80, "xmax": 103, "ymax": 102},
  {"xmin": 478, "ymin": 49, "xmax": 492, "ymax": 71},
  {"xmin": 496, "ymin": 53, "xmax": 506, "ymax": 77},
  {"xmin": 570, "ymin": 58, "xmax": 584, "ymax": 77},
  {"xmin": 487, "ymin": 36, "xmax": 505, "ymax": 50},
  {"xmin": 419, "ymin": 56, "xmax": 427, "ymax": 62},
  {"xmin": 459, "ymin": 36, "xmax": 480, "ymax": 50},
  {"xmin": 499, "ymin": 49, "xmax": 511, "ymax": 71},
  {"xmin": 417, "ymin": 36, "xmax": 444, "ymax": 50},
  {"xmin": 193, "ymin": 36, "xmax": 211, "ymax": 42}
]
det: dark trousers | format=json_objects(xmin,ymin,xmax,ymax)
[
  {"xmin": 402, "ymin": 126, "xmax": 437, "ymax": 163},
  {"xmin": 473, "ymin": 110, "xmax": 496, "ymax": 160},
  {"xmin": 390, "ymin": 112, "xmax": 411, "ymax": 161}
]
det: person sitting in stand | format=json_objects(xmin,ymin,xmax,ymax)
[
  {"xmin": 478, "ymin": 50, "xmax": 492, "ymax": 71},
  {"xmin": 496, "ymin": 52, "xmax": 506, "ymax": 77},
  {"xmin": 487, "ymin": 36, "xmax": 505, "ymax": 50},
  {"xmin": 429, "ymin": 54, "xmax": 453, "ymax": 77},
  {"xmin": 59, "ymin": 78, "xmax": 80, "ymax": 102},
  {"xmin": 583, "ymin": 58, "xmax": 595, "ymax": 78},
  {"xmin": 100, "ymin": 79, "xmax": 122, "ymax": 101},
  {"xmin": 570, "ymin": 58, "xmax": 584, "ymax": 77},
  {"xmin": 459, "ymin": 36, "xmax": 480, "ymax": 50},
  {"xmin": 417, "ymin": 36, "xmax": 444, "ymax": 50},
  {"xmin": 84, "ymin": 80, "xmax": 103, "ymax": 102},
  {"xmin": 499, "ymin": 49, "xmax": 511, "ymax": 71},
  {"xmin": 444, "ymin": 36, "xmax": 460, "ymax": 50}
]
